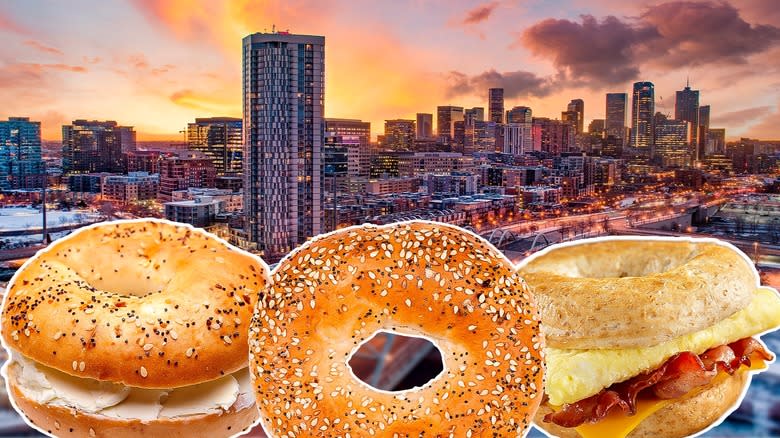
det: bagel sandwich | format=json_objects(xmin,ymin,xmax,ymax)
[
  {"xmin": 0, "ymin": 220, "xmax": 270, "ymax": 437},
  {"xmin": 517, "ymin": 237, "xmax": 780, "ymax": 438}
]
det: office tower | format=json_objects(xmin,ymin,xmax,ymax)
[
  {"xmin": 243, "ymin": 31, "xmax": 325, "ymax": 261},
  {"xmin": 0, "ymin": 117, "xmax": 45, "ymax": 190},
  {"xmin": 324, "ymin": 131, "xmax": 349, "ymax": 226},
  {"xmin": 567, "ymin": 99, "xmax": 585, "ymax": 134},
  {"xmin": 383, "ymin": 119, "xmax": 416, "ymax": 151},
  {"xmin": 325, "ymin": 118, "xmax": 371, "ymax": 180},
  {"xmin": 654, "ymin": 119, "xmax": 691, "ymax": 167},
  {"xmin": 186, "ymin": 117, "xmax": 243, "ymax": 176},
  {"xmin": 698, "ymin": 105, "xmax": 710, "ymax": 158},
  {"xmin": 675, "ymin": 79, "xmax": 700, "ymax": 150},
  {"xmin": 489, "ymin": 88, "xmax": 504, "ymax": 124},
  {"xmin": 464, "ymin": 107, "xmax": 485, "ymax": 125},
  {"xmin": 630, "ymin": 82, "xmax": 655, "ymax": 150},
  {"xmin": 157, "ymin": 151, "xmax": 217, "ymax": 202},
  {"xmin": 62, "ymin": 120, "xmax": 135, "ymax": 175},
  {"xmin": 506, "ymin": 106, "xmax": 532, "ymax": 124},
  {"xmin": 463, "ymin": 120, "xmax": 498, "ymax": 154},
  {"xmin": 588, "ymin": 119, "xmax": 606, "ymax": 135},
  {"xmin": 561, "ymin": 111, "xmax": 579, "ymax": 130},
  {"xmin": 605, "ymin": 93, "xmax": 627, "ymax": 143},
  {"xmin": 437, "ymin": 106, "xmax": 464, "ymax": 142},
  {"xmin": 416, "ymin": 113, "xmax": 433, "ymax": 139},
  {"xmin": 707, "ymin": 128, "xmax": 726, "ymax": 155},
  {"xmin": 532, "ymin": 117, "xmax": 575, "ymax": 155}
]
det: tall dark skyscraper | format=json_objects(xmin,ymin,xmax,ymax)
[
  {"xmin": 383, "ymin": 119, "xmax": 416, "ymax": 151},
  {"xmin": 630, "ymin": 82, "xmax": 655, "ymax": 150},
  {"xmin": 416, "ymin": 113, "xmax": 433, "ymax": 139},
  {"xmin": 0, "ymin": 117, "xmax": 45, "ymax": 190},
  {"xmin": 437, "ymin": 106, "xmax": 464, "ymax": 142},
  {"xmin": 186, "ymin": 117, "xmax": 242, "ymax": 176},
  {"xmin": 698, "ymin": 105, "xmax": 710, "ymax": 159},
  {"xmin": 243, "ymin": 32, "xmax": 325, "ymax": 261},
  {"xmin": 488, "ymin": 88, "xmax": 504, "ymax": 124},
  {"xmin": 464, "ymin": 107, "xmax": 485, "ymax": 125},
  {"xmin": 567, "ymin": 99, "xmax": 584, "ymax": 134},
  {"xmin": 62, "ymin": 120, "xmax": 135, "ymax": 175},
  {"xmin": 605, "ymin": 93, "xmax": 627, "ymax": 143},
  {"xmin": 675, "ymin": 80, "xmax": 700, "ymax": 150}
]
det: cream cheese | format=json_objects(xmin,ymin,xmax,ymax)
[{"xmin": 12, "ymin": 355, "xmax": 251, "ymax": 420}]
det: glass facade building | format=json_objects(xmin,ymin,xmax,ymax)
[
  {"xmin": 243, "ymin": 32, "xmax": 325, "ymax": 261},
  {"xmin": 605, "ymin": 93, "xmax": 627, "ymax": 144},
  {"xmin": 186, "ymin": 117, "xmax": 243, "ymax": 176},
  {"xmin": 488, "ymin": 88, "xmax": 504, "ymax": 124},
  {"xmin": 0, "ymin": 117, "xmax": 44, "ymax": 190},
  {"xmin": 62, "ymin": 120, "xmax": 135, "ymax": 175},
  {"xmin": 630, "ymin": 82, "xmax": 655, "ymax": 150}
]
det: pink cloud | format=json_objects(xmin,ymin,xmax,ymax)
[{"xmin": 23, "ymin": 40, "xmax": 63, "ymax": 55}]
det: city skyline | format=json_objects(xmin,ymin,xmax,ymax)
[{"xmin": 1, "ymin": 0, "xmax": 779, "ymax": 141}]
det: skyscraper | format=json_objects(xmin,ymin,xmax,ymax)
[
  {"xmin": 630, "ymin": 82, "xmax": 655, "ymax": 150},
  {"xmin": 62, "ymin": 120, "xmax": 135, "ymax": 175},
  {"xmin": 243, "ymin": 31, "xmax": 325, "ymax": 261},
  {"xmin": 567, "ymin": 99, "xmax": 584, "ymax": 134},
  {"xmin": 464, "ymin": 107, "xmax": 485, "ymax": 125},
  {"xmin": 437, "ymin": 106, "xmax": 464, "ymax": 142},
  {"xmin": 325, "ymin": 118, "xmax": 371, "ymax": 180},
  {"xmin": 488, "ymin": 88, "xmax": 504, "ymax": 124},
  {"xmin": 605, "ymin": 93, "xmax": 627, "ymax": 143},
  {"xmin": 654, "ymin": 119, "xmax": 692, "ymax": 167},
  {"xmin": 383, "ymin": 119, "xmax": 416, "ymax": 151},
  {"xmin": 0, "ymin": 117, "xmax": 45, "ymax": 190},
  {"xmin": 675, "ymin": 80, "xmax": 700, "ymax": 150},
  {"xmin": 186, "ymin": 117, "xmax": 243, "ymax": 176},
  {"xmin": 698, "ymin": 105, "xmax": 710, "ymax": 159},
  {"xmin": 506, "ymin": 106, "xmax": 532, "ymax": 124},
  {"xmin": 416, "ymin": 113, "xmax": 433, "ymax": 139},
  {"xmin": 505, "ymin": 106, "xmax": 533, "ymax": 155}
]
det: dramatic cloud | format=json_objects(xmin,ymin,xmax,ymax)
[
  {"xmin": 743, "ymin": 102, "xmax": 780, "ymax": 140},
  {"xmin": 517, "ymin": 1, "xmax": 780, "ymax": 87},
  {"xmin": 23, "ymin": 40, "xmax": 62, "ymax": 55},
  {"xmin": 461, "ymin": 2, "xmax": 499, "ymax": 25},
  {"xmin": 520, "ymin": 14, "xmax": 656, "ymax": 85},
  {"xmin": 446, "ymin": 69, "xmax": 554, "ymax": 99},
  {"xmin": 640, "ymin": 1, "xmax": 780, "ymax": 67},
  {"xmin": 711, "ymin": 105, "xmax": 773, "ymax": 126}
]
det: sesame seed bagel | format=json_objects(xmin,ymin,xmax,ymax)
[
  {"xmin": 250, "ymin": 221, "xmax": 545, "ymax": 437},
  {"xmin": 517, "ymin": 237, "xmax": 757, "ymax": 349},
  {"xmin": 6, "ymin": 361, "xmax": 260, "ymax": 438},
  {"xmin": 1, "ymin": 219, "xmax": 270, "ymax": 388}
]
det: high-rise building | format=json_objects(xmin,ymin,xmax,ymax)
[
  {"xmin": 506, "ymin": 106, "xmax": 532, "ymax": 124},
  {"xmin": 243, "ymin": 31, "xmax": 325, "ymax": 261},
  {"xmin": 698, "ymin": 105, "xmax": 710, "ymax": 159},
  {"xmin": 588, "ymin": 119, "xmax": 606, "ymax": 135},
  {"xmin": 654, "ymin": 119, "xmax": 692, "ymax": 167},
  {"xmin": 605, "ymin": 93, "xmax": 627, "ymax": 143},
  {"xmin": 186, "ymin": 117, "xmax": 242, "ymax": 176},
  {"xmin": 416, "ymin": 113, "xmax": 433, "ymax": 139},
  {"xmin": 437, "ymin": 106, "xmax": 464, "ymax": 142},
  {"xmin": 675, "ymin": 80, "xmax": 699, "ymax": 151},
  {"xmin": 62, "ymin": 120, "xmax": 135, "ymax": 175},
  {"xmin": 325, "ymin": 118, "xmax": 371, "ymax": 180},
  {"xmin": 158, "ymin": 151, "xmax": 217, "ymax": 202},
  {"xmin": 630, "ymin": 82, "xmax": 655, "ymax": 150},
  {"xmin": 532, "ymin": 118, "xmax": 575, "ymax": 155},
  {"xmin": 561, "ymin": 111, "xmax": 579, "ymax": 131},
  {"xmin": 0, "ymin": 117, "xmax": 45, "ymax": 190},
  {"xmin": 489, "ymin": 88, "xmax": 504, "ymax": 124},
  {"xmin": 463, "ymin": 120, "xmax": 498, "ymax": 154},
  {"xmin": 383, "ymin": 119, "xmax": 416, "ymax": 151},
  {"xmin": 707, "ymin": 128, "xmax": 726, "ymax": 155},
  {"xmin": 464, "ymin": 107, "xmax": 485, "ymax": 125},
  {"xmin": 567, "ymin": 99, "xmax": 584, "ymax": 134}
]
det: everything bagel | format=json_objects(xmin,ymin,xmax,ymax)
[
  {"xmin": 1, "ymin": 219, "xmax": 270, "ymax": 437},
  {"xmin": 250, "ymin": 221, "xmax": 545, "ymax": 437}
]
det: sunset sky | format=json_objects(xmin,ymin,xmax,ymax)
[{"xmin": 1, "ymin": 0, "xmax": 779, "ymax": 141}]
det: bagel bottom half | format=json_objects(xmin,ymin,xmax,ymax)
[
  {"xmin": 534, "ymin": 369, "xmax": 749, "ymax": 438},
  {"xmin": 6, "ymin": 363, "xmax": 259, "ymax": 438}
]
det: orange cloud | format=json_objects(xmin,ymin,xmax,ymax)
[{"xmin": 23, "ymin": 40, "xmax": 63, "ymax": 55}]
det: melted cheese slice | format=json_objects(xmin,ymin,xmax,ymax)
[
  {"xmin": 546, "ymin": 287, "xmax": 780, "ymax": 406},
  {"xmin": 571, "ymin": 359, "xmax": 767, "ymax": 438}
]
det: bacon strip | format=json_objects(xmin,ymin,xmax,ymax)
[{"xmin": 545, "ymin": 337, "xmax": 773, "ymax": 428}]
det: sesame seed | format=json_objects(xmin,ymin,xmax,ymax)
[{"xmin": 139, "ymin": 366, "xmax": 148, "ymax": 378}]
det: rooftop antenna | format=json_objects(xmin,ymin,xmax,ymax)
[
  {"xmin": 272, "ymin": 24, "xmax": 276, "ymax": 33},
  {"xmin": 686, "ymin": 75, "xmax": 690, "ymax": 88}
]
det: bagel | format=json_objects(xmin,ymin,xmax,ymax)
[
  {"xmin": 1, "ymin": 219, "xmax": 270, "ymax": 437},
  {"xmin": 250, "ymin": 221, "xmax": 545, "ymax": 437},
  {"xmin": 519, "ymin": 238, "xmax": 756, "ymax": 349},
  {"xmin": 516, "ymin": 237, "xmax": 780, "ymax": 438}
]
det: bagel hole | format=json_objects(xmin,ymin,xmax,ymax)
[{"xmin": 348, "ymin": 331, "xmax": 443, "ymax": 392}]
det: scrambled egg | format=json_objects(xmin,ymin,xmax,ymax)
[{"xmin": 545, "ymin": 287, "xmax": 780, "ymax": 406}]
